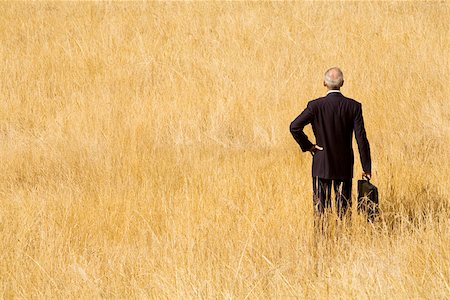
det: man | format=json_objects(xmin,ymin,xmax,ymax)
[{"xmin": 290, "ymin": 67, "xmax": 371, "ymax": 219}]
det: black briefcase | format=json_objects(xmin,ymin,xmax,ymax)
[{"xmin": 357, "ymin": 179, "xmax": 379, "ymax": 221}]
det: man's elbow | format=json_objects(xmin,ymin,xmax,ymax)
[{"xmin": 289, "ymin": 121, "xmax": 298, "ymax": 134}]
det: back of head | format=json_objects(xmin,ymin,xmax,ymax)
[{"xmin": 324, "ymin": 67, "xmax": 344, "ymax": 89}]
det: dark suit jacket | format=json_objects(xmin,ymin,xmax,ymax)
[{"xmin": 290, "ymin": 92, "xmax": 371, "ymax": 179}]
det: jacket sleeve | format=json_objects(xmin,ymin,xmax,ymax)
[
  {"xmin": 354, "ymin": 103, "xmax": 371, "ymax": 173},
  {"xmin": 290, "ymin": 102, "xmax": 314, "ymax": 152}
]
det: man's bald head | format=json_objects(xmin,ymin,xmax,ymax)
[{"xmin": 324, "ymin": 67, "xmax": 344, "ymax": 89}]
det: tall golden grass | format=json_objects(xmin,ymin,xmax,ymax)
[{"xmin": 0, "ymin": 1, "xmax": 448, "ymax": 298}]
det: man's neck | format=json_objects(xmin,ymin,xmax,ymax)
[{"xmin": 327, "ymin": 89, "xmax": 341, "ymax": 95}]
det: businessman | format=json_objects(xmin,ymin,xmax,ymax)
[{"xmin": 290, "ymin": 67, "xmax": 371, "ymax": 219}]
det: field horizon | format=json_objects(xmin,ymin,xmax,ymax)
[{"xmin": 0, "ymin": 2, "xmax": 449, "ymax": 298}]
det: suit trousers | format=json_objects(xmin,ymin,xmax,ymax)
[{"xmin": 312, "ymin": 177, "xmax": 352, "ymax": 218}]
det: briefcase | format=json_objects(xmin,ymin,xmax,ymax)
[{"xmin": 357, "ymin": 179, "xmax": 379, "ymax": 221}]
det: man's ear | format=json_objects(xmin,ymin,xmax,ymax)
[
  {"xmin": 323, "ymin": 81, "xmax": 327, "ymax": 87},
  {"xmin": 341, "ymin": 80, "xmax": 344, "ymax": 87}
]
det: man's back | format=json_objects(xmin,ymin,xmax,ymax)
[{"xmin": 290, "ymin": 91, "xmax": 371, "ymax": 179}]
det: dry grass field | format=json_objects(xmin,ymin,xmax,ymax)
[{"xmin": 0, "ymin": 1, "xmax": 449, "ymax": 299}]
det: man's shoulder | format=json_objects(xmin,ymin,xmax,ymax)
[
  {"xmin": 342, "ymin": 95, "xmax": 362, "ymax": 106},
  {"xmin": 307, "ymin": 97, "xmax": 326, "ymax": 107},
  {"xmin": 333, "ymin": 94, "xmax": 363, "ymax": 109}
]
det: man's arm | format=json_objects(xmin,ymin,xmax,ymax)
[
  {"xmin": 354, "ymin": 103, "xmax": 372, "ymax": 176},
  {"xmin": 290, "ymin": 103, "xmax": 314, "ymax": 152}
]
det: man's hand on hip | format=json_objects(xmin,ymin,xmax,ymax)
[{"xmin": 309, "ymin": 144, "xmax": 323, "ymax": 156}]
